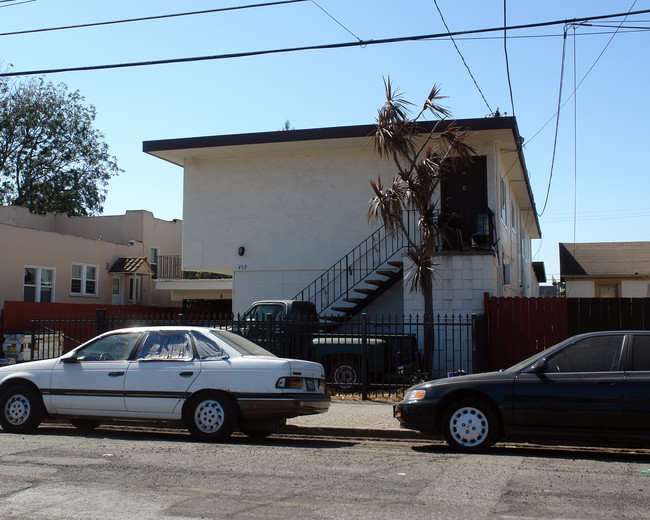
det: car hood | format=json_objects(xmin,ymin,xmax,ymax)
[
  {"xmin": 414, "ymin": 369, "xmax": 515, "ymax": 391},
  {"xmin": 0, "ymin": 357, "xmax": 60, "ymax": 374}
]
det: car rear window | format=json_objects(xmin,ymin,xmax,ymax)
[{"xmin": 209, "ymin": 329, "xmax": 276, "ymax": 357}]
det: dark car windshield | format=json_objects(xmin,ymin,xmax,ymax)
[
  {"xmin": 503, "ymin": 337, "xmax": 574, "ymax": 373},
  {"xmin": 210, "ymin": 329, "xmax": 277, "ymax": 357}
]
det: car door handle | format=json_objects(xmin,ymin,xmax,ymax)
[
  {"xmin": 179, "ymin": 371, "xmax": 194, "ymax": 377},
  {"xmin": 108, "ymin": 371, "xmax": 125, "ymax": 377}
]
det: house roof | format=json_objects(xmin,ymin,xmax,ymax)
[
  {"xmin": 559, "ymin": 242, "xmax": 650, "ymax": 280},
  {"xmin": 143, "ymin": 117, "xmax": 540, "ymax": 237},
  {"xmin": 109, "ymin": 257, "xmax": 155, "ymax": 276}
]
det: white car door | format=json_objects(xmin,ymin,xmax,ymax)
[
  {"xmin": 49, "ymin": 332, "xmax": 142, "ymax": 414},
  {"xmin": 123, "ymin": 331, "xmax": 201, "ymax": 416}
]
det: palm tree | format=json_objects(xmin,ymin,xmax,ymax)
[{"xmin": 368, "ymin": 78, "xmax": 474, "ymax": 373}]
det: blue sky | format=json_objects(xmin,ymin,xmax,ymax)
[{"xmin": 2, "ymin": 0, "xmax": 649, "ymax": 281}]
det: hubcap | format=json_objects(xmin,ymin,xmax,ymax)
[
  {"xmin": 4, "ymin": 394, "xmax": 31, "ymax": 426},
  {"xmin": 194, "ymin": 399, "xmax": 225, "ymax": 434},
  {"xmin": 449, "ymin": 406, "xmax": 488, "ymax": 447}
]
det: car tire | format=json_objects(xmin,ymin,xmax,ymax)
[
  {"xmin": 186, "ymin": 391, "xmax": 237, "ymax": 442},
  {"xmin": 0, "ymin": 384, "xmax": 45, "ymax": 434},
  {"xmin": 331, "ymin": 360, "xmax": 359, "ymax": 390},
  {"xmin": 442, "ymin": 398, "xmax": 497, "ymax": 452},
  {"xmin": 69, "ymin": 418, "xmax": 102, "ymax": 431}
]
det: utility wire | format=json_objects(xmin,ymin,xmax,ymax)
[
  {"xmin": 0, "ymin": 0, "xmax": 35, "ymax": 7},
  {"xmin": 527, "ymin": 2, "xmax": 639, "ymax": 145},
  {"xmin": 0, "ymin": 0, "xmax": 308, "ymax": 37},
  {"xmin": 503, "ymin": 0, "xmax": 516, "ymax": 116},
  {"xmin": 2, "ymin": 8, "xmax": 649, "ymax": 78},
  {"xmin": 537, "ymin": 27, "xmax": 568, "ymax": 217},
  {"xmin": 309, "ymin": 0, "xmax": 363, "ymax": 43},
  {"xmin": 433, "ymin": 0, "xmax": 494, "ymax": 115}
]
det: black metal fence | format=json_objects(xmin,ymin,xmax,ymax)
[{"xmin": 28, "ymin": 310, "xmax": 474, "ymax": 398}]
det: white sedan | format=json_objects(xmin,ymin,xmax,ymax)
[{"xmin": 0, "ymin": 326, "xmax": 330, "ymax": 441}]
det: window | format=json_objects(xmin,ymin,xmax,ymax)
[
  {"xmin": 596, "ymin": 282, "xmax": 619, "ymax": 298},
  {"xmin": 74, "ymin": 333, "xmax": 141, "ymax": 361},
  {"xmin": 193, "ymin": 332, "xmax": 227, "ymax": 360},
  {"xmin": 24, "ymin": 266, "xmax": 55, "ymax": 302},
  {"xmin": 128, "ymin": 275, "xmax": 142, "ymax": 303},
  {"xmin": 547, "ymin": 335, "xmax": 625, "ymax": 373},
  {"xmin": 629, "ymin": 335, "xmax": 650, "ymax": 371},
  {"xmin": 71, "ymin": 263, "xmax": 98, "ymax": 296},
  {"xmin": 137, "ymin": 332, "xmax": 193, "ymax": 360},
  {"xmin": 150, "ymin": 247, "xmax": 159, "ymax": 279}
]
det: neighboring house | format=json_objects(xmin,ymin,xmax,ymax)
[
  {"xmin": 143, "ymin": 117, "xmax": 543, "ymax": 317},
  {"xmin": 560, "ymin": 242, "xmax": 650, "ymax": 298},
  {"xmin": 0, "ymin": 206, "xmax": 183, "ymax": 308}
]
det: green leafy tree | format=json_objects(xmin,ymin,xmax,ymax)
[
  {"xmin": 0, "ymin": 77, "xmax": 121, "ymax": 215},
  {"xmin": 368, "ymin": 78, "xmax": 474, "ymax": 372}
]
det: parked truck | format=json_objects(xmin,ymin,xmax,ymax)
[{"xmin": 234, "ymin": 300, "xmax": 420, "ymax": 389}]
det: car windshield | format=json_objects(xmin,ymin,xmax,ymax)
[
  {"xmin": 503, "ymin": 337, "xmax": 574, "ymax": 373},
  {"xmin": 210, "ymin": 329, "xmax": 277, "ymax": 357}
]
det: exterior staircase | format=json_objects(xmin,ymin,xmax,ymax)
[{"xmin": 292, "ymin": 220, "xmax": 414, "ymax": 319}]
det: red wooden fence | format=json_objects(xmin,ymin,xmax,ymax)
[{"xmin": 484, "ymin": 294, "xmax": 568, "ymax": 370}]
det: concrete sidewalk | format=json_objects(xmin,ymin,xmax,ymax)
[{"xmin": 285, "ymin": 400, "xmax": 426, "ymax": 440}]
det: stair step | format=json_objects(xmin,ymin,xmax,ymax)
[
  {"xmin": 355, "ymin": 288, "xmax": 375, "ymax": 295},
  {"xmin": 366, "ymin": 279, "xmax": 385, "ymax": 287},
  {"xmin": 387, "ymin": 261, "xmax": 403, "ymax": 268},
  {"xmin": 343, "ymin": 298, "xmax": 366, "ymax": 304},
  {"xmin": 376, "ymin": 269, "xmax": 398, "ymax": 277}
]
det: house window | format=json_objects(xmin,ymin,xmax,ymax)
[
  {"xmin": 150, "ymin": 247, "xmax": 160, "ymax": 279},
  {"xmin": 596, "ymin": 282, "xmax": 619, "ymax": 298},
  {"xmin": 24, "ymin": 266, "xmax": 55, "ymax": 302},
  {"xmin": 510, "ymin": 202, "xmax": 516, "ymax": 230},
  {"xmin": 500, "ymin": 178, "xmax": 507, "ymax": 224},
  {"xmin": 71, "ymin": 263, "xmax": 98, "ymax": 296},
  {"xmin": 129, "ymin": 275, "xmax": 142, "ymax": 303}
]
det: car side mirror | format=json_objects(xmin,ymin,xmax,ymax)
[
  {"xmin": 61, "ymin": 356, "xmax": 78, "ymax": 364},
  {"xmin": 528, "ymin": 358, "xmax": 548, "ymax": 374}
]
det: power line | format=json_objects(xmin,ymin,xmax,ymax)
[
  {"xmin": 527, "ymin": 2, "xmax": 641, "ymax": 145},
  {"xmin": 433, "ymin": 0, "xmax": 494, "ymax": 115},
  {"xmin": 2, "ymin": 8, "xmax": 649, "ymax": 78},
  {"xmin": 0, "ymin": 0, "xmax": 308, "ymax": 37},
  {"xmin": 309, "ymin": 0, "xmax": 363, "ymax": 43},
  {"xmin": 503, "ymin": 0, "xmax": 516, "ymax": 116},
  {"xmin": 536, "ymin": 27, "xmax": 569, "ymax": 218}
]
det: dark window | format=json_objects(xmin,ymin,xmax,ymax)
[
  {"xmin": 547, "ymin": 335, "xmax": 625, "ymax": 373},
  {"xmin": 629, "ymin": 335, "xmax": 650, "ymax": 371}
]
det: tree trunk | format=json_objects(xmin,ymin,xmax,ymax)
[{"xmin": 422, "ymin": 284, "xmax": 434, "ymax": 376}]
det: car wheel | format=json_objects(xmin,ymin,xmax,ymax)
[
  {"xmin": 0, "ymin": 384, "xmax": 45, "ymax": 434},
  {"xmin": 442, "ymin": 399, "xmax": 497, "ymax": 452},
  {"xmin": 186, "ymin": 392, "xmax": 237, "ymax": 442},
  {"xmin": 331, "ymin": 361, "xmax": 359, "ymax": 390},
  {"xmin": 69, "ymin": 418, "xmax": 102, "ymax": 431}
]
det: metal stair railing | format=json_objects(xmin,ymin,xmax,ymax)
[{"xmin": 293, "ymin": 212, "xmax": 416, "ymax": 314}]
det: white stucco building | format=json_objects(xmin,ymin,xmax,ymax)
[{"xmin": 144, "ymin": 117, "xmax": 542, "ymax": 317}]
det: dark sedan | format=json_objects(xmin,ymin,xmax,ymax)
[{"xmin": 394, "ymin": 331, "xmax": 650, "ymax": 451}]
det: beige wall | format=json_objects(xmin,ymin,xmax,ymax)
[{"xmin": 0, "ymin": 207, "xmax": 182, "ymax": 307}]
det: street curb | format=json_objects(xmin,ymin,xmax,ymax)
[{"xmin": 283, "ymin": 424, "xmax": 429, "ymax": 441}]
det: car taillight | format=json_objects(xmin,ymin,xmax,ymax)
[{"xmin": 276, "ymin": 377, "xmax": 304, "ymax": 389}]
